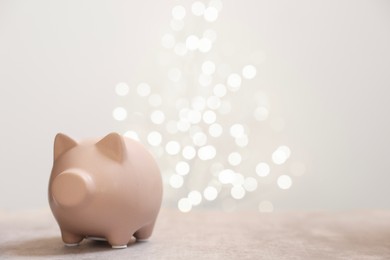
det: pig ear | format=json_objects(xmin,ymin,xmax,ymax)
[
  {"xmin": 96, "ymin": 132, "xmax": 126, "ymax": 162},
  {"xmin": 54, "ymin": 133, "xmax": 77, "ymax": 160}
]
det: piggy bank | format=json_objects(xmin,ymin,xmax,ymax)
[{"xmin": 48, "ymin": 132, "xmax": 163, "ymax": 248}]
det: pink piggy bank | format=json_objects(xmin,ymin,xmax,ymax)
[{"xmin": 48, "ymin": 132, "xmax": 163, "ymax": 248}]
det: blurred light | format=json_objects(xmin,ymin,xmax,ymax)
[
  {"xmin": 124, "ymin": 131, "xmax": 140, "ymax": 141},
  {"xmin": 172, "ymin": 5, "xmax": 186, "ymax": 20},
  {"xmin": 178, "ymin": 198, "xmax": 192, "ymax": 212},
  {"xmin": 192, "ymin": 96, "xmax": 206, "ymax": 111},
  {"xmin": 188, "ymin": 190, "xmax": 202, "ymax": 205},
  {"xmin": 186, "ymin": 35, "xmax": 199, "ymax": 51},
  {"xmin": 235, "ymin": 134, "xmax": 248, "ymax": 147},
  {"xmin": 115, "ymin": 82, "xmax": 129, "ymax": 96},
  {"xmin": 243, "ymin": 177, "xmax": 258, "ymax": 192},
  {"xmin": 177, "ymin": 120, "xmax": 191, "ymax": 132},
  {"xmin": 218, "ymin": 169, "xmax": 235, "ymax": 184},
  {"xmin": 170, "ymin": 19, "xmax": 184, "ymax": 31},
  {"xmin": 210, "ymin": 162, "xmax": 224, "ymax": 175},
  {"xmin": 278, "ymin": 145, "xmax": 291, "ymax": 158},
  {"xmin": 231, "ymin": 185, "xmax": 245, "ymax": 199},
  {"xmin": 137, "ymin": 82, "xmax": 151, "ymax": 97},
  {"xmin": 213, "ymin": 83, "xmax": 227, "ymax": 97},
  {"xmin": 204, "ymin": 7, "xmax": 218, "ymax": 22},
  {"xmin": 228, "ymin": 152, "xmax": 242, "ymax": 166},
  {"xmin": 113, "ymin": 1, "xmax": 304, "ymax": 212},
  {"xmin": 202, "ymin": 110, "xmax": 216, "ymax": 124},
  {"xmin": 161, "ymin": 33, "xmax": 175, "ymax": 49},
  {"xmin": 232, "ymin": 173, "xmax": 245, "ymax": 186},
  {"xmin": 290, "ymin": 162, "xmax": 306, "ymax": 176},
  {"xmin": 209, "ymin": 0, "xmax": 223, "ymax": 11},
  {"xmin": 112, "ymin": 107, "xmax": 127, "ymax": 121},
  {"xmin": 227, "ymin": 73, "xmax": 242, "ymax": 91},
  {"xmin": 258, "ymin": 201, "xmax": 274, "ymax": 212},
  {"xmin": 179, "ymin": 108, "xmax": 190, "ymax": 121},
  {"xmin": 166, "ymin": 120, "xmax": 178, "ymax": 134},
  {"xmin": 230, "ymin": 124, "xmax": 245, "ymax": 138},
  {"xmin": 277, "ymin": 175, "xmax": 292, "ymax": 190},
  {"xmin": 203, "ymin": 186, "xmax": 218, "ymax": 201},
  {"xmin": 188, "ymin": 110, "xmax": 202, "ymax": 124},
  {"xmin": 272, "ymin": 146, "xmax": 291, "ymax": 165},
  {"xmin": 207, "ymin": 96, "xmax": 221, "ymax": 110},
  {"xmin": 242, "ymin": 65, "xmax": 257, "ymax": 79},
  {"xmin": 182, "ymin": 145, "xmax": 196, "ymax": 160},
  {"xmin": 198, "ymin": 145, "xmax": 216, "ymax": 160},
  {"xmin": 198, "ymin": 38, "xmax": 212, "ymax": 52},
  {"xmin": 165, "ymin": 141, "xmax": 181, "ymax": 155},
  {"xmin": 256, "ymin": 162, "xmax": 270, "ymax": 177},
  {"xmin": 168, "ymin": 68, "xmax": 181, "ymax": 82},
  {"xmin": 191, "ymin": 1, "xmax": 205, "ymax": 16},
  {"xmin": 192, "ymin": 132, "xmax": 207, "ymax": 146},
  {"xmin": 150, "ymin": 110, "xmax": 165, "ymax": 125},
  {"xmin": 170, "ymin": 174, "xmax": 184, "ymax": 188},
  {"xmin": 209, "ymin": 123, "xmax": 223, "ymax": 137},
  {"xmin": 254, "ymin": 107, "xmax": 269, "ymax": 121},
  {"xmin": 203, "ymin": 29, "xmax": 217, "ymax": 42},
  {"xmin": 148, "ymin": 94, "xmax": 162, "ymax": 107},
  {"xmin": 147, "ymin": 131, "xmax": 162, "ymax": 146},
  {"xmin": 176, "ymin": 161, "xmax": 190, "ymax": 175},
  {"xmin": 174, "ymin": 42, "xmax": 187, "ymax": 56},
  {"xmin": 189, "ymin": 125, "xmax": 202, "ymax": 137},
  {"xmin": 202, "ymin": 61, "xmax": 216, "ymax": 75}
]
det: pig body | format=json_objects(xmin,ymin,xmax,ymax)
[{"xmin": 48, "ymin": 133, "xmax": 162, "ymax": 248}]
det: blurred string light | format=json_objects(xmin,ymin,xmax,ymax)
[{"xmin": 113, "ymin": 0, "xmax": 305, "ymax": 213}]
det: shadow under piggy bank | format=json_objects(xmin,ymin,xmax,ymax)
[{"xmin": 2, "ymin": 236, "xmax": 145, "ymax": 257}]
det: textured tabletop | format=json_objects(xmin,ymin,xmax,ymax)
[{"xmin": 1, "ymin": 208, "xmax": 390, "ymax": 259}]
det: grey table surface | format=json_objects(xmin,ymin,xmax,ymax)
[{"xmin": 1, "ymin": 208, "xmax": 390, "ymax": 259}]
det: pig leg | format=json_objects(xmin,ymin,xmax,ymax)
[
  {"xmin": 134, "ymin": 220, "xmax": 156, "ymax": 241},
  {"xmin": 106, "ymin": 231, "xmax": 132, "ymax": 249},
  {"xmin": 61, "ymin": 230, "xmax": 84, "ymax": 246}
]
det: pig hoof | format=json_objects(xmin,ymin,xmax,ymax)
[
  {"xmin": 112, "ymin": 245, "xmax": 127, "ymax": 249},
  {"xmin": 65, "ymin": 243, "xmax": 79, "ymax": 247},
  {"xmin": 136, "ymin": 238, "xmax": 148, "ymax": 242}
]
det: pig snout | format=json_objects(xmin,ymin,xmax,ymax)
[{"xmin": 51, "ymin": 169, "xmax": 95, "ymax": 208}]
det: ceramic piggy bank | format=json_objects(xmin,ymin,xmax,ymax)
[{"xmin": 48, "ymin": 132, "xmax": 163, "ymax": 248}]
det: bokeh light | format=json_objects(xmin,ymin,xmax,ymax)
[
  {"xmin": 137, "ymin": 82, "xmax": 151, "ymax": 97},
  {"xmin": 258, "ymin": 201, "xmax": 274, "ymax": 212},
  {"xmin": 191, "ymin": 1, "xmax": 205, "ymax": 16},
  {"xmin": 227, "ymin": 73, "xmax": 242, "ymax": 91},
  {"xmin": 115, "ymin": 82, "xmax": 129, "ymax": 96},
  {"xmin": 203, "ymin": 186, "xmax": 218, "ymax": 201},
  {"xmin": 204, "ymin": 7, "xmax": 218, "ymax": 22},
  {"xmin": 113, "ymin": 1, "xmax": 304, "ymax": 213},
  {"xmin": 277, "ymin": 175, "xmax": 292, "ymax": 190},
  {"xmin": 112, "ymin": 107, "xmax": 127, "ymax": 121},
  {"xmin": 172, "ymin": 5, "xmax": 186, "ymax": 20},
  {"xmin": 178, "ymin": 198, "xmax": 192, "ymax": 212},
  {"xmin": 188, "ymin": 190, "xmax": 202, "ymax": 205},
  {"xmin": 242, "ymin": 65, "xmax": 257, "ymax": 79},
  {"xmin": 256, "ymin": 162, "xmax": 270, "ymax": 177}
]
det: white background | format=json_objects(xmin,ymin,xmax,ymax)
[{"xmin": 0, "ymin": 0, "xmax": 389, "ymax": 211}]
